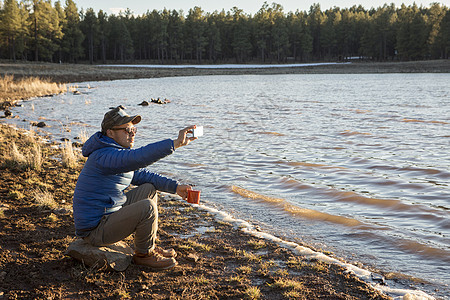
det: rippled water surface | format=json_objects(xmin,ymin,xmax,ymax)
[{"xmin": 8, "ymin": 73, "xmax": 450, "ymax": 297}]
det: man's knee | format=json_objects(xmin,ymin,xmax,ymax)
[
  {"xmin": 126, "ymin": 183, "xmax": 157, "ymax": 204},
  {"xmin": 141, "ymin": 183, "xmax": 157, "ymax": 200},
  {"xmin": 139, "ymin": 198, "xmax": 158, "ymax": 220}
]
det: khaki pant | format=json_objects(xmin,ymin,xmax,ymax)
[{"xmin": 85, "ymin": 183, "xmax": 158, "ymax": 254}]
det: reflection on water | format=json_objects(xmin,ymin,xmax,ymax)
[{"xmin": 6, "ymin": 73, "xmax": 450, "ymax": 297}]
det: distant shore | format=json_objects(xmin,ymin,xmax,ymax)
[{"xmin": 1, "ymin": 60, "xmax": 449, "ymax": 84}]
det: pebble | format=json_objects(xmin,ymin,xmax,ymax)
[
  {"xmin": 371, "ymin": 273, "xmax": 386, "ymax": 285},
  {"xmin": 186, "ymin": 253, "xmax": 199, "ymax": 262}
]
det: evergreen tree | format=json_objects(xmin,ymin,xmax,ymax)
[
  {"xmin": 30, "ymin": 0, "xmax": 63, "ymax": 61},
  {"xmin": 437, "ymin": 10, "xmax": 450, "ymax": 59},
  {"xmin": 108, "ymin": 15, "xmax": 133, "ymax": 61},
  {"xmin": 426, "ymin": 3, "xmax": 446, "ymax": 58},
  {"xmin": 81, "ymin": 8, "xmax": 98, "ymax": 64},
  {"xmin": 321, "ymin": 9, "xmax": 337, "ymax": 59},
  {"xmin": 167, "ymin": 9, "xmax": 184, "ymax": 63},
  {"xmin": 230, "ymin": 7, "xmax": 251, "ymax": 63},
  {"xmin": 308, "ymin": 3, "xmax": 326, "ymax": 60},
  {"xmin": 185, "ymin": 6, "xmax": 207, "ymax": 62},
  {"xmin": 361, "ymin": 4, "xmax": 396, "ymax": 60},
  {"xmin": 97, "ymin": 9, "xmax": 108, "ymax": 63},
  {"xmin": 0, "ymin": 0, "xmax": 21, "ymax": 61},
  {"xmin": 54, "ymin": 0, "xmax": 65, "ymax": 62},
  {"xmin": 61, "ymin": 0, "xmax": 84, "ymax": 63},
  {"xmin": 254, "ymin": 2, "xmax": 271, "ymax": 62},
  {"xmin": 397, "ymin": 4, "xmax": 427, "ymax": 60},
  {"xmin": 288, "ymin": 11, "xmax": 312, "ymax": 62},
  {"xmin": 271, "ymin": 3, "xmax": 289, "ymax": 62}
]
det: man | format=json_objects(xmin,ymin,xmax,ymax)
[{"xmin": 73, "ymin": 106, "xmax": 196, "ymax": 270}]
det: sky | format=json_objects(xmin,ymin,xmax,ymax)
[{"xmin": 72, "ymin": 0, "xmax": 450, "ymax": 16}]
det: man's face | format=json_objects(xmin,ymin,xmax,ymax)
[{"xmin": 107, "ymin": 122, "xmax": 137, "ymax": 148}]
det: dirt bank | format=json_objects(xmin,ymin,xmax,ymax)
[{"xmin": 1, "ymin": 60, "xmax": 449, "ymax": 84}]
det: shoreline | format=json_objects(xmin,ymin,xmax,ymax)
[{"xmin": 1, "ymin": 60, "xmax": 449, "ymax": 84}]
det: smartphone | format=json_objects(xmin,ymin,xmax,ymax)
[{"xmin": 192, "ymin": 126, "xmax": 203, "ymax": 137}]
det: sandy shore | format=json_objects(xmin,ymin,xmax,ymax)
[{"xmin": 1, "ymin": 60, "xmax": 449, "ymax": 83}]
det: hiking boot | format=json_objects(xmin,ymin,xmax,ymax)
[
  {"xmin": 133, "ymin": 251, "xmax": 177, "ymax": 270},
  {"xmin": 154, "ymin": 246, "xmax": 177, "ymax": 258}
]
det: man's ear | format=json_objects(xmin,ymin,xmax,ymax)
[{"xmin": 105, "ymin": 129, "xmax": 112, "ymax": 138}]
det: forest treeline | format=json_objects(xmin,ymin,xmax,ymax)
[{"xmin": 1, "ymin": 0, "xmax": 449, "ymax": 64}]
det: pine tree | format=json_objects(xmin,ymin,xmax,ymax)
[
  {"xmin": 54, "ymin": 0, "xmax": 65, "ymax": 62},
  {"xmin": 185, "ymin": 6, "xmax": 207, "ymax": 62},
  {"xmin": 97, "ymin": 9, "xmax": 108, "ymax": 63},
  {"xmin": 288, "ymin": 11, "xmax": 312, "ymax": 62},
  {"xmin": 0, "ymin": 0, "xmax": 21, "ymax": 61},
  {"xmin": 61, "ymin": 0, "xmax": 84, "ymax": 63},
  {"xmin": 426, "ymin": 3, "xmax": 446, "ymax": 58},
  {"xmin": 437, "ymin": 10, "xmax": 450, "ymax": 58},
  {"xmin": 81, "ymin": 8, "xmax": 98, "ymax": 64},
  {"xmin": 167, "ymin": 9, "xmax": 184, "ymax": 63},
  {"xmin": 254, "ymin": 2, "xmax": 271, "ymax": 62},
  {"xmin": 230, "ymin": 7, "xmax": 251, "ymax": 63},
  {"xmin": 30, "ymin": 0, "xmax": 63, "ymax": 61},
  {"xmin": 308, "ymin": 3, "xmax": 326, "ymax": 60}
]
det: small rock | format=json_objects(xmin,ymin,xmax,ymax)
[
  {"xmin": 4, "ymin": 110, "xmax": 12, "ymax": 117},
  {"xmin": 73, "ymin": 90, "xmax": 81, "ymax": 95},
  {"xmin": 186, "ymin": 253, "xmax": 199, "ymax": 263},
  {"xmin": 36, "ymin": 121, "xmax": 46, "ymax": 128},
  {"xmin": 0, "ymin": 271, "xmax": 6, "ymax": 281},
  {"xmin": 54, "ymin": 207, "xmax": 72, "ymax": 215},
  {"xmin": 371, "ymin": 273, "xmax": 386, "ymax": 285},
  {"xmin": 66, "ymin": 239, "xmax": 134, "ymax": 271},
  {"xmin": 138, "ymin": 101, "xmax": 149, "ymax": 106},
  {"xmin": 109, "ymin": 105, "xmax": 126, "ymax": 110},
  {"xmin": 60, "ymin": 138, "xmax": 70, "ymax": 142}
]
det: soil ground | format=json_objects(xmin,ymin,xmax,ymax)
[{"xmin": 2, "ymin": 60, "xmax": 445, "ymax": 299}]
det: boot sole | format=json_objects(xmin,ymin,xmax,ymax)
[{"xmin": 133, "ymin": 258, "xmax": 177, "ymax": 271}]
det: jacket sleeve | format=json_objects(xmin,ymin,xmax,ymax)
[
  {"xmin": 93, "ymin": 139, "xmax": 175, "ymax": 174},
  {"xmin": 132, "ymin": 169, "xmax": 178, "ymax": 194}
]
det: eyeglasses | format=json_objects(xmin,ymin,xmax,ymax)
[{"xmin": 110, "ymin": 127, "xmax": 137, "ymax": 135}]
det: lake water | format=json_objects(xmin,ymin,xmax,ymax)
[{"xmin": 7, "ymin": 73, "xmax": 450, "ymax": 298}]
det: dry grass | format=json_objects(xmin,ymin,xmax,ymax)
[
  {"xmin": 78, "ymin": 128, "xmax": 89, "ymax": 144},
  {"xmin": 244, "ymin": 286, "xmax": 261, "ymax": 299},
  {"xmin": 247, "ymin": 239, "xmax": 267, "ymax": 250},
  {"xmin": 61, "ymin": 140, "xmax": 80, "ymax": 169},
  {"xmin": 270, "ymin": 278, "xmax": 304, "ymax": 290},
  {"xmin": 4, "ymin": 135, "xmax": 43, "ymax": 171},
  {"xmin": 32, "ymin": 188, "xmax": 57, "ymax": 210},
  {"xmin": 0, "ymin": 74, "xmax": 66, "ymax": 107}
]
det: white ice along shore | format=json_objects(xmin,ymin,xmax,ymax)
[
  {"xmin": 172, "ymin": 196, "xmax": 435, "ymax": 300},
  {"xmin": 98, "ymin": 62, "xmax": 348, "ymax": 69}
]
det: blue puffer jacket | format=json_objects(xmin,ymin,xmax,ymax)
[{"xmin": 73, "ymin": 132, "xmax": 178, "ymax": 237}]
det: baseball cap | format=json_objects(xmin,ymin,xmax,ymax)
[{"xmin": 101, "ymin": 107, "xmax": 141, "ymax": 133}]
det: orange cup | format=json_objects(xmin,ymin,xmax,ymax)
[{"xmin": 187, "ymin": 190, "xmax": 201, "ymax": 204}]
